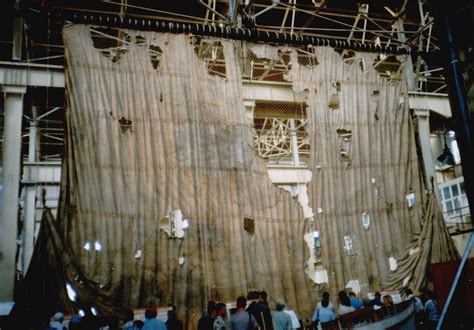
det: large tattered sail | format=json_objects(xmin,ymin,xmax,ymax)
[{"xmin": 16, "ymin": 25, "xmax": 458, "ymax": 327}]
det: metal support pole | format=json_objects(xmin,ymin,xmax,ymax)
[
  {"xmin": 0, "ymin": 85, "xmax": 26, "ymax": 303},
  {"xmin": 22, "ymin": 106, "xmax": 38, "ymax": 275},
  {"xmin": 436, "ymin": 232, "xmax": 474, "ymax": 329},
  {"xmin": 289, "ymin": 119, "xmax": 300, "ymax": 166}
]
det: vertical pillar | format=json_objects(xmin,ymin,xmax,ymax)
[
  {"xmin": 415, "ymin": 109, "xmax": 437, "ymax": 191},
  {"xmin": 243, "ymin": 99, "xmax": 255, "ymax": 122},
  {"xmin": 22, "ymin": 106, "xmax": 38, "ymax": 275},
  {"xmin": 0, "ymin": 85, "xmax": 26, "ymax": 303},
  {"xmin": 289, "ymin": 118, "xmax": 300, "ymax": 166}
]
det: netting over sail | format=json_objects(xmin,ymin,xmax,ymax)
[{"xmin": 15, "ymin": 24, "xmax": 458, "ymax": 327}]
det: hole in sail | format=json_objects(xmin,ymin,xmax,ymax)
[
  {"xmin": 193, "ymin": 38, "xmax": 227, "ymax": 78},
  {"xmin": 243, "ymin": 217, "xmax": 255, "ymax": 235},
  {"xmin": 149, "ymin": 44, "xmax": 163, "ymax": 70},
  {"xmin": 90, "ymin": 27, "xmax": 131, "ymax": 63}
]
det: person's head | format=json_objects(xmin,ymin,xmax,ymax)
[
  {"xmin": 383, "ymin": 295, "xmax": 394, "ymax": 306},
  {"xmin": 236, "ymin": 296, "xmax": 247, "ymax": 309},
  {"xmin": 405, "ymin": 288, "xmax": 413, "ymax": 296},
  {"xmin": 215, "ymin": 303, "xmax": 226, "ymax": 317},
  {"xmin": 348, "ymin": 291, "xmax": 356, "ymax": 297},
  {"xmin": 124, "ymin": 310, "xmax": 134, "ymax": 322},
  {"xmin": 144, "ymin": 308, "xmax": 157, "ymax": 320},
  {"xmin": 374, "ymin": 292, "xmax": 381, "ymax": 299},
  {"xmin": 247, "ymin": 291, "xmax": 260, "ymax": 300},
  {"xmin": 338, "ymin": 291, "xmax": 351, "ymax": 307},
  {"xmin": 321, "ymin": 292, "xmax": 330, "ymax": 308},
  {"xmin": 134, "ymin": 320, "xmax": 144, "ymax": 329},
  {"xmin": 207, "ymin": 300, "xmax": 217, "ymax": 317},
  {"xmin": 53, "ymin": 312, "xmax": 64, "ymax": 323},
  {"xmin": 259, "ymin": 291, "xmax": 268, "ymax": 302},
  {"xmin": 275, "ymin": 300, "xmax": 286, "ymax": 311}
]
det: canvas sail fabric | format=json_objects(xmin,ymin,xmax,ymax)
[
  {"xmin": 288, "ymin": 49, "xmax": 427, "ymax": 292},
  {"xmin": 59, "ymin": 25, "xmax": 314, "ymax": 325},
  {"xmin": 287, "ymin": 48, "xmax": 458, "ymax": 294},
  {"xmin": 29, "ymin": 25, "xmax": 458, "ymax": 326},
  {"xmin": 385, "ymin": 192, "xmax": 460, "ymax": 291}
]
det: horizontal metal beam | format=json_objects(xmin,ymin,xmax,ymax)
[
  {"xmin": 408, "ymin": 91, "xmax": 452, "ymax": 118},
  {"xmin": 244, "ymin": 82, "xmax": 452, "ymax": 118},
  {"xmin": 0, "ymin": 62, "xmax": 451, "ymax": 119},
  {"xmin": 50, "ymin": 10, "xmax": 410, "ymax": 54},
  {"xmin": 0, "ymin": 61, "xmax": 64, "ymax": 88}
]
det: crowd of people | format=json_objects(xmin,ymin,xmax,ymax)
[{"xmin": 45, "ymin": 288, "xmax": 440, "ymax": 330}]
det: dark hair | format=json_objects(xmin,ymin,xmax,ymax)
[
  {"xmin": 374, "ymin": 292, "xmax": 381, "ymax": 298},
  {"xmin": 124, "ymin": 310, "xmax": 134, "ymax": 322},
  {"xmin": 247, "ymin": 291, "xmax": 260, "ymax": 300},
  {"xmin": 338, "ymin": 291, "xmax": 351, "ymax": 307},
  {"xmin": 260, "ymin": 291, "xmax": 268, "ymax": 301},
  {"xmin": 383, "ymin": 295, "xmax": 394, "ymax": 306},
  {"xmin": 134, "ymin": 320, "xmax": 144, "ymax": 329},
  {"xmin": 144, "ymin": 309, "xmax": 157, "ymax": 319},
  {"xmin": 207, "ymin": 301, "xmax": 216, "ymax": 314},
  {"xmin": 406, "ymin": 289, "xmax": 413, "ymax": 296},
  {"xmin": 237, "ymin": 296, "xmax": 247, "ymax": 308},
  {"xmin": 348, "ymin": 291, "xmax": 356, "ymax": 297},
  {"xmin": 321, "ymin": 292, "xmax": 330, "ymax": 308},
  {"xmin": 215, "ymin": 303, "xmax": 226, "ymax": 313}
]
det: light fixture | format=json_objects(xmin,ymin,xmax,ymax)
[{"xmin": 437, "ymin": 131, "xmax": 456, "ymax": 166}]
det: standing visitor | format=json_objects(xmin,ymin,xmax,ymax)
[
  {"xmin": 213, "ymin": 303, "xmax": 227, "ymax": 330},
  {"xmin": 228, "ymin": 296, "xmax": 259, "ymax": 330},
  {"xmin": 405, "ymin": 289, "xmax": 424, "ymax": 313},
  {"xmin": 423, "ymin": 290, "xmax": 439, "ymax": 330},
  {"xmin": 405, "ymin": 288, "xmax": 424, "ymax": 327},
  {"xmin": 198, "ymin": 301, "xmax": 217, "ymax": 330},
  {"xmin": 271, "ymin": 300, "xmax": 292, "ymax": 330},
  {"xmin": 142, "ymin": 308, "xmax": 167, "ymax": 330},
  {"xmin": 312, "ymin": 292, "xmax": 335, "ymax": 329},
  {"xmin": 247, "ymin": 291, "xmax": 273, "ymax": 330}
]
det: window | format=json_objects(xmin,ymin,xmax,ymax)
[
  {"xmin": 313, "ymin": 231, "xmax": 322, "ymax": 262},
  {"xmin": 439, "ymin": 177, "xmax": 470, "ymax": 223},
  {"xmin": 344, "ymin": 235, "xmax": 353, "ymax": 256}
]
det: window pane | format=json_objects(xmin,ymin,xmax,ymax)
[
  {"xmin": 453, "ymin": 198, "xmax": 461, "ymax": 212},
  {"xmin": 452, "ymin": 185, "xmax": 459, "ymax": 197},
  {"xmin": 460, "ymin": 181, "xmax": 466, "ymax": 194},
  {"xmin": 446, "ymin": 200, "xmax": 454, "ymax": 213},
  {"xmin": 443, "ymin": 187, "xmax": 451, "ymax": 199}
]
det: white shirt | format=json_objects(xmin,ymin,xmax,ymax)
[{"xmin": 337, "ymin": 305, "xmax": 355, "ymax": 316}]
